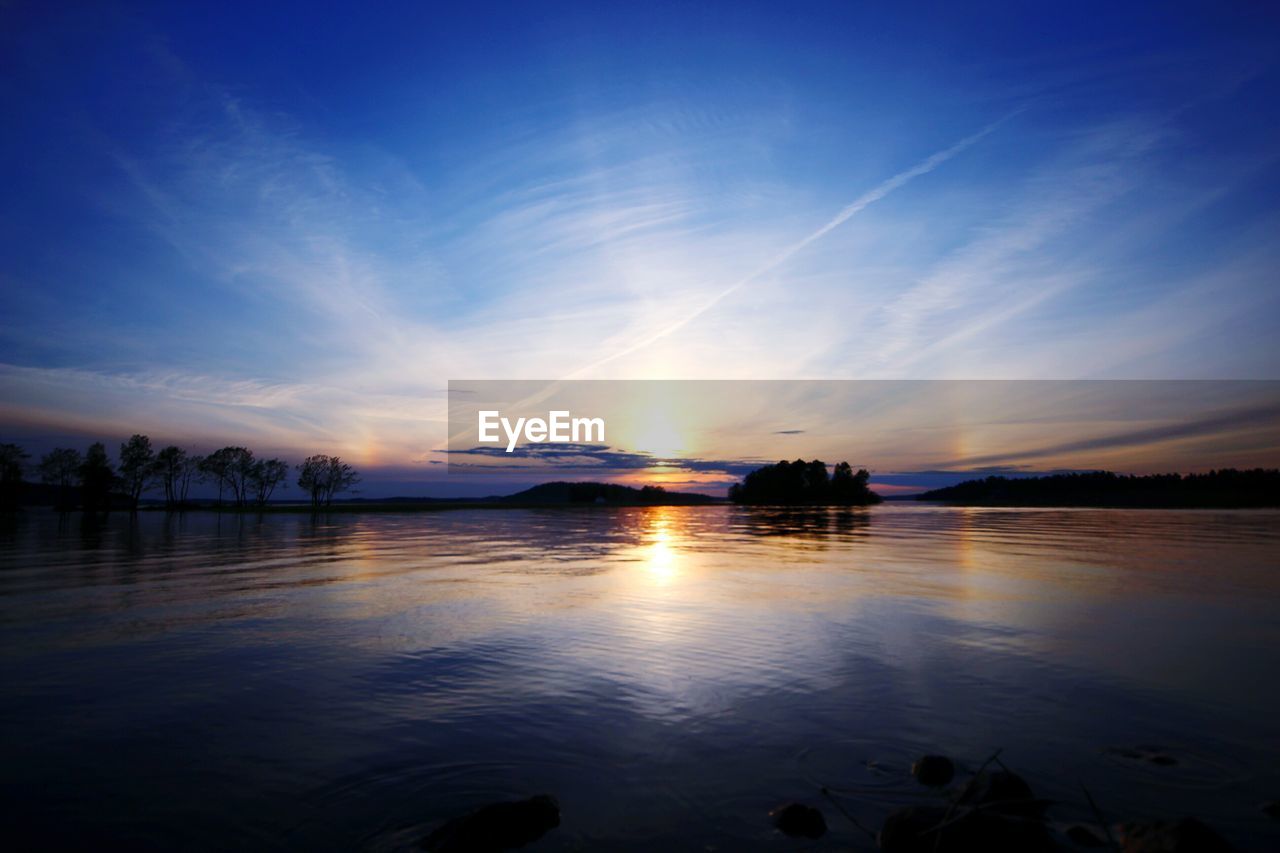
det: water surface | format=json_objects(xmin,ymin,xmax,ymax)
[{"xmin": 2, "ymin": 505, "xmax": 1278, "ymax": 850}]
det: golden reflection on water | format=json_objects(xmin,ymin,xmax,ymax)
[
  {"xmin": 953, "ymin": 505, "xmax": 978, "ymax": 598},
  {"xmin": 3, "ymin": 505, "xmax": 1280, "ymax": 851},
  {"xmin": 640, "ymin": 506, "xmax": 678, "ymax": 583}
]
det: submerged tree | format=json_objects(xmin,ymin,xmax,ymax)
[
  {"xmin": 0, "ymin": 443, "xmax": 30, "ymax": 510},
  {"xmin": 200, "ymin": 446, "xmax": 256, "ymax": 508},
  {"xmin": 0, "ymin": 443, "xmax": 28, "ymax": 482},
  {"xmin": 153, "ymin": 445, "xmax": 184, "ymax": 509},
  {"xmin": 297, "ymin": 455, "xmax": 360, "ymax": 509},
  {"xmin": 38, "ymin": 447, "xmax": 83, "ymax": 510},
  {"xmin": 118, "ymin": 434, "xmax": 156, "ymax": 511},
  {"xmin": 729, "ymin": 459, "xmax": 880, "ymax": 505},
  {"xmin": 199, "ymin": 450, "xmax": 230, "ymax": 507},
  {"xmin": 176, "ymin": 453, "xmax": 202, "ymax": 507},
  {"xmin": 222, "ymin": 447, "xmax": 255, "ymax": 508},
  {"xmin": 249, "ymin": 458, "xmax": 290, "ymax": 507},
  {"xmin": 79, "ymin": 442, "xmax": 117, "ymax": 513},
  {"xmin": 153, "ymin": 445, "xmax": 203, "ymax": 510}
]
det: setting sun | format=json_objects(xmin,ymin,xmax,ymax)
[{"xmin": 615, "ymin": 405, "xmax": 688, "ymax": 459}]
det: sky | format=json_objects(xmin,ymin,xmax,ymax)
[
  {"xmin": 2, "ymin": 1, "xmax": 1279, "ymax": 496},
  {"xmin": 443, "ymin": 380, "xmax": 1280, "ymax": 495}
]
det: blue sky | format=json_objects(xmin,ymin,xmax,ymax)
[{"xmin": 2, "ymin": 2, "xmax": 1279, "ymax": 494}]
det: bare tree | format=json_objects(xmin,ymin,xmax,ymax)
[
  {"xmin": 297, "ymin": 455, "xmax": 360, "ymax": 509},
  {"xmin": 222, "ymin": 447, "xmax": 255, "ymax": 508},
  {"xmin": 324, "ymin": 456, "xmax": 360, "ymax": 506},
  {"xmin": 39, "ymin": 448, "xmax": 82, "ymax": 487},
  {"xmin": 177, "ymin": 454, "xmax": 202, "ymax": 507},
  {"xmin": 249, "ymin": 458, "xmax": 289, "ymax": 507},
  {"xmin": 199, "ymin": 449, "xmax": 231, "ymax": 507},
  {"xmin": 199, "ymin": 447, "xmax": 255, "ymax": 508},
  {"xmin": 38, "ymin": 448, "xmax": 83, "ymax": 510},
  {"xmin": 0, "ymin": 443, "xmax": 30, "ymax": 510},
  {"xmin": 152, "ymin": 446, "xmax": 189, "ymax": 509},
  {"xmin": 118, "ymin": 434, "xmax": 156, "ymax": 512}
]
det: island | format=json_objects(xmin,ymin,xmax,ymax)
[{"xmin": 728, "ymin": 459, "xmax": 882, "ymax": 505}]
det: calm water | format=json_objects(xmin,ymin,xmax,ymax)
[{"xmin": 2, "ymin": 505, "xmax": 1279, "ymax": 850}]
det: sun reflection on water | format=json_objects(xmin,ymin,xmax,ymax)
[{"xmin": 642, "ymin": 508, "xmax": 678, "ymax": 583}]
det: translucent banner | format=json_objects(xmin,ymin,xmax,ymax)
[{"xmin": 445, "ymin": 380, "xmax": 1280, "ymax": 495}]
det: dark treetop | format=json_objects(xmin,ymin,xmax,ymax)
[{"xmin": 729, "ymin": 459, "xmax": 882, "ymax": 506}]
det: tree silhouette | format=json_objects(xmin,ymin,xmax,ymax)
[
  {"xmin": 79, "ymin": 442, "xmax": 116, "ymax": 513},
  {"xmin": 729, "ymin": 459, "xmax": 880, "ymax": 505},
  {"xmin": 177, "ymin": 453, "xmax": 202, "ymax": 507},
  {"xmin": 0, "ymin": 443, "xmax": 30, "ymax": 510},
  {"xmin": 153, "ymin": 445, "xmax": 203, "ymax": 510},
  {"xmin": 221, "ymin": 447, "xmax": 255, "ymax": 508},
  {"xmin": 830, "ymin": 461, "xmax": 872, "ymax": 503},
  {"xmin": 199, "ymin": 449, "xmax": 231, "ymax": 507},
  {"xmin": 118, "ymin": 434, "xmax": 156, "ymax": 511},
  {"xmin": 154, "ymin": 445, "xmax": 183, "ymax": 509},
  {"xmin": 297, "ymin": 455, "xmax": 360, "ymax": 509},
  {"xmin": 200, "ymin": 447, "xmax": 255, "ymax": 508},
  {"xmin": 249, "ymin": 458, "xmax": 289, "ymax": 507},
  {"xmin": 38, "ymin": 448, "xmax": 83, "ymax": 510}
]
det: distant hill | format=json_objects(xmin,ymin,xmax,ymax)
[
  {"xmin": 6, "ymin": 480, "xmax": 719, "ymax": 511},
  {"xmin": 915, "ymin": 469, "xmax": 1280, "ymax": 508},
  {"xmin": 502, "ymin": 482, "xmax": 717, "ymax": 505},
  {"xmin": 269, "ymin": 482, "xmax": 718, "ymax": 507}
]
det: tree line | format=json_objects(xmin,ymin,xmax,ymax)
[
  {"xmin": 0, "ymin": 438, "xmax": 359, "ymax": 512},
  {"xmin": 915, "ymin": 468, "xmax": 1280, "ymax": 508}
]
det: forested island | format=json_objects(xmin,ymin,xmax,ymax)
[
  {"xmin": 728, "ymin": 459, "xmax": 882, "ymax": 505},
  {"xmin": 916, "ymin": 469, "xmax": 1280, "ymax": 507}
]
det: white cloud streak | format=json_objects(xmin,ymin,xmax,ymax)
[{"xmin": 565, "ymin": 112, "xmax": 1021, "ymax": 378}]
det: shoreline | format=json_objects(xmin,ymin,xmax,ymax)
[{"xmin": 11, "ymin": 500, "xmax": 1280, "ymax": 515}]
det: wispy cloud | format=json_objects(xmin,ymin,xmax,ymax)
[
  {"xmin": 565, "ymin": 114, "xmax": 1020, "ymax": 377},
  {"xmin": 3, "ymin": 11, "xmax": 1279, "ymax": 497},
  {"xmin": 938, "ymin": 401, "xmax": 1280, "ymax": 469}
]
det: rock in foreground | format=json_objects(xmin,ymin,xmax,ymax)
[
  {"xmin": 911, "ymin": 754, "xmax": 955, "ymax": 787},
  {"xmin": 770, "ymin": 802, "xmax": 827, "ymax": 839},
  {"xmin": 1065, "ymin": 824, "xmax": 1109, "ymax": 847},
  {"xmin": 956, "ymin": 769, "xmax": 1045, "ymax": 818},
  {"xmin": 1119, "ymin": 817, "xmax": 1234, "ymax": 852},
  {"xmin": 420, "ymin": 795, "xmax": 560, "ymax": 852},
  {"xmin": 879, "ymin": 805, "xmax": 1054, "ymax": 853}
]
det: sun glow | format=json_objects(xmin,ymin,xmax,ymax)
[{"xmin": 628, "ymin": 413, "xmax": 686, "ymax": 459}]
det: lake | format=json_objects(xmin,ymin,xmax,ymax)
[{"xmin": 2, "ymin": 505, "xmax": 1278, "ymax": 850}]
